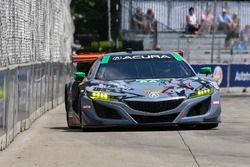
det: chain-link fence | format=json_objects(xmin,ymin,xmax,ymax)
[
  {"xmin": 0, "ymin": 0, "xmax": 74, "ymax": 149},
  {"xmin": 121, "ymin": 0, "xmax": 250, "ymax": 31},
  {"xmin": 121, "ymin": 0, "xmax": 250, "ymax": 64},
  {"xmin": 0, "ymin": 0, "xmax": 74, "ymax": 66}
]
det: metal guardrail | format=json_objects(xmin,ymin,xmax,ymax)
[{"xmin": 0, "ymin": 62, "xmax": 71, "ymax": 150}]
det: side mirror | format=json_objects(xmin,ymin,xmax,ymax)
[
  {"xmin": 200, "ymin": 67, "xmax": 212, "ymax": 75},
  {"xmin": 74, "ymin": 72, "xmax": 86, "ymax": 78}
]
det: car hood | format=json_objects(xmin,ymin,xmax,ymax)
[{"xmin": 85, "ymin": 77, "xmax": 215, "ymax": 99}]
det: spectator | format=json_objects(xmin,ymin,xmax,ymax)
[
  {"xmin": 199, "ymin": 8, "xmax": 214, "ymax": 34},
  {"xmin": 132, "ymin": 7, "xmax": 144, "ymax": 32},
  {"xmin": 240, "ymin": 25, "xmax": 250, "ymax": 46},
  {"xmin": 186, "ymin": 7, "xmax": 199, "ymax": 34},
  {"xmin": 226, "ymin": 13, "xmax": 240, "ymax": 48},
  {"xmin": 217, "ymin": 8, "xmax": 232, "ymax": 33},
  {"xmin": 144, "ymin": 8, "xmax": 156, "ymax": 33}
]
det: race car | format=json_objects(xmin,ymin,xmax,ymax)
[{"xmin": 65, "ymin": 51, "xmax": 221, "ymax": 129}]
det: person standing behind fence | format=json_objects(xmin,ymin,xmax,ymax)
[
  {"xmin": 217, "ymin": 8, "xmax": 232, "ymax": 33},
  {"xmin": 240, "ymin": 25, "xmax": 250, "ymax": 48},
  {"xmin": 132, "ymin": 7, "xmax": 144, "ymax": 32},
  {"xmin": 199, "ymin": 8, "xmax": 214, "ymax": 34},
  {"xmin": 226, "ymin": 13, "xmax": 240, "ymax": 48},
  {"xmin": 144, "ymin": 8, "xmax": 155, "ymax": 33},
  {"xmin": 186, "ymin": 7, "xmax": 199, "ymax": 34}
]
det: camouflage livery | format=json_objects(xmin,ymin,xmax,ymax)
[{"xmin": 65, "ymin": 51, "xmax": 221, "ymax": 129}]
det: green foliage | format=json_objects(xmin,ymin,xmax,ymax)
[
  {"xmin": 90, "ymin": 40, "xmax": 112, "ymax": 51},
  {"xmin": 90, "ymin": 40, "xmax": 122, "ymax": 51},
  {"xmin": 100, "ymin": 41, "xmax": 112, "ymax": 48},
  {"xmin": 71, "ymin": 0, "xmax": 122, "ymax": 51},
  {"xmin": 71, "ymin": 0, "xmax": 108, "ymax": 40},
  {"xmin": 91, "ymin": 41, "xmax": 99, "ymax": 48}
]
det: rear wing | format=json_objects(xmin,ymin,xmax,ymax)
[
  {"xmin": 72, "ymin": 53, "xmax": 105, "ymax": 62},
  {"xmin": 173, "ymin": 50, "xmax": 183, "ymax": 57}
]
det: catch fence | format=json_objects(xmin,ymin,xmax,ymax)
[
  {"xmin": 0, "ymin": 0, "xmax": 74, "ymax": 150},
  {"xmin": 0, "ymin": 0, "xmax": 74, "ymax": 66}
]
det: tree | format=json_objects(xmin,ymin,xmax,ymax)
[{"xmin": 71, "ymin": 0, "xmax": 108, "ymax": 40}]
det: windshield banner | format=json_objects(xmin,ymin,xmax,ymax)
[
  {"xmin": 191, "ymin": 64, "xmax": 228, "ymax": 87},
  {"xmin": 229, "ymin": 64, "xmax": 250, "ymax": 87}
]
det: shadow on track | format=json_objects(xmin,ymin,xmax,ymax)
[{"xmin": 48, "ymin": 125, "xmax": 219, "ymax": 133}]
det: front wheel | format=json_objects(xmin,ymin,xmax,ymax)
[
  {"xmin": 66, "ymin": 111, "xmax": 78, "ymax": 129},
  {"xmin": 66, "ymin": 111, "xmax": 81, "ymax": 129}
]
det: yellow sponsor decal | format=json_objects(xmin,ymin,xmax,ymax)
[
  {"xmin": 0, "ymin": 87, "xmax": 5, "ymax": 97},
  {"xmin": 143, "ymin": 90, "xmax": 163, "ymax": 93}
]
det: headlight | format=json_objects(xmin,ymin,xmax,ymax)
[
  {"xmin": 189, "ymin": 88, "xmax": 214, "ymax": 99},
  {"xmin": 87, "ymin": 91, "xmax": 118, "ymax": 101}
]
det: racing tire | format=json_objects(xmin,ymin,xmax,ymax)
[
  {"xmin": 66, "ymin": 112, "xmax": 76, "ymax": 129},
  {"xmin": 65, "ymin": 85, "xmax": 76, "ymax": 129},
  {"xmin": 196, "ymin": 123, "xmax": 219, "ymax": 130},
  {"xmin": 67, "ymin": 110, "xmax": 81, "ymax": 129},
  {"xmin": 66, "ymin": 111, "xmax": 77, "ymax": 129},
  {"xmin": 66, "ymin": 110, "xmax": 76, "ymax": 129},
  {"xmin": 65, "ymin": 85, "xmax": 72, "ymax": 129},
  {"xmin": 64, "ymin": 85, "xmax": 69, "ymax": 111}
]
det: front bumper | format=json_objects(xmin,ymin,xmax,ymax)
[{"xmin": 80, "ymin": 93, "xmax": 221, "ymax": 128}]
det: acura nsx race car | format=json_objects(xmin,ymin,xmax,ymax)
[{"xmin": 65, "ymin": 51, "xmax": 221, "ymax": 129}]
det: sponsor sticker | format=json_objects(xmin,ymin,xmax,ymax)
[
  {"xmin": 112, "ymin": 54, "xmax": 172, "ymax": 61},
  {"xmin": 173, "ymin": 53, "xmax": 184, "ymax": 61},
  {"xmin": 212, "ymin": 100, "xmax": 220, "ymax": 105},
  {"xmin": 235, "ymin": 71, "xmax": 250, "ymax": 81},
  {"xmin": 101, "ymin": 55, "xmax": 110, "ymax": 64},
  {"xmin": 83, "ymin": 105, "xmax": 92, "ymax": 109},
  {"xmin": 136, "ymin": 79, "xmax": 161, "ymax": 83},
  {"xmin": 112, "ymin": 56, "xmax": 121, "ymax": 61},
  {"xmin": 148, "ymin": 92, "xmax": 160, "ymax": 98},
  {"xmin": 229, "ymin": 64, "xmax": 250, "ymax": 87}
]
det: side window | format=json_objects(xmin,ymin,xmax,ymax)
[
  {"xmin": 76, "ymin": 62, "xmax": 91, "ymax": 73},
  {"xmin": 88, "ymin": 59, "xmax": 99, "ymax": 79},
  {"xmin": 87, "ymin": 64, "xmax": 94, "ymax": 79}
]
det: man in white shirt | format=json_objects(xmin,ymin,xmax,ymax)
[{"xmin": 186, "ymin": 7, "xmax": 199, "ymax": 34}]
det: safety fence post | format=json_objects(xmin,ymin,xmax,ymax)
[
  {"xmin": 5, "ymin": 67, "xmax": 18, "ymax": 146},
  {"xmin": 0, "ymin": 69, "xmax": 7, "ymax": 150},
  {"xmin": 17, "ymin": 65, "xmax": 31, "ymax": 132},
  {"xmin": 49, "ymin": 63, "xmax": 53, "ymax": 110}
]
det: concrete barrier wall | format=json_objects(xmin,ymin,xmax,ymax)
[{"xmin": 0, "ymin": 62, "xmax": 70, "ymax": 150}]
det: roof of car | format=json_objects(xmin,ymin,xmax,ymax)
[
  {"xmin": 104, "ymin": 51, "xmax": 173, "ymax": 57},
  {"xmin": 72, "ymin": 50, "xmax": 184, "ymax": 63}
]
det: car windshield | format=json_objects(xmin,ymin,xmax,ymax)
[{"xmin": 95, "ymin": 58, "xmax": 195, "ymax": 81}]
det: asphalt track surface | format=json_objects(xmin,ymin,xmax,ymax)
[{"xmin": 0, "ymin": 97, "xmax": 250, "ymax": 167}]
